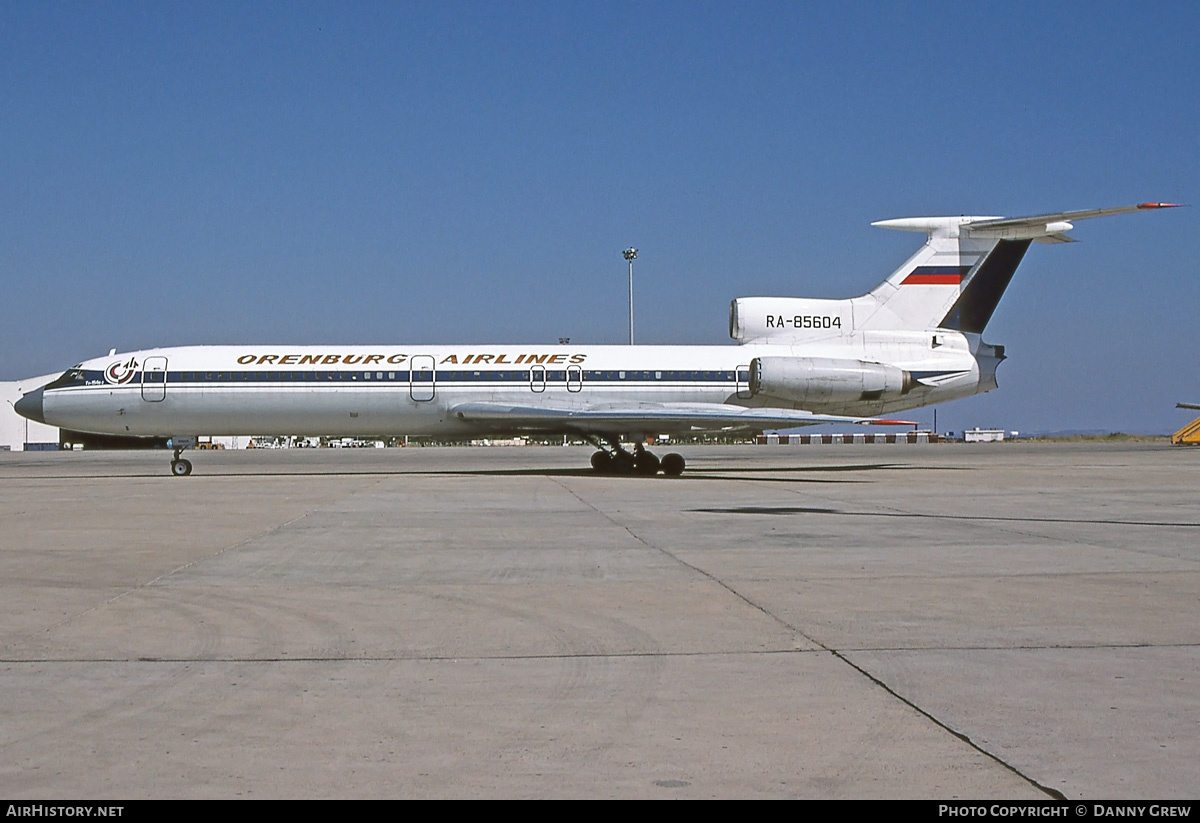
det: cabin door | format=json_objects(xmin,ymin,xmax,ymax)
[
  {"xmin": 141, "ymin": 356, "xmax": 167, "ymax": 402},
  {"xmin": 410, "ymin": 355, "xmax": 435, "ymax": 401},
  {"xmin": 736, "ymin": 364, "xmax": 752, "ymax": 399}
]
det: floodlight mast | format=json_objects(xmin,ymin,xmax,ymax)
[{"xmin": 623, "ymin": 247, "xmax": 637, "ymax": 345}]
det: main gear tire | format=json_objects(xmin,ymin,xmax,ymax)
[{"xmin": 660, "ymin": 453, "xmax": 685, "ymax": 476}]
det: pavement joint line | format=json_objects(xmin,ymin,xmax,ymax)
[
  {"xmin": 736, "ymin": 478, "xmax": 1200, "ymax": 565},
  {"xmin": 638, "ymin": 472, "xmax": 1126, "ymax": 800},
  {"xmin": 550, "ymin": 476, "xmax": 820, "ymax": 643},
  {"xmin": 2, "ymin": 640, "xmax": 1197, "ymax": 664},
  {"xmin": 741, "ymin": 474, "xmax": 1170, "ymax": 800},
  {"xmin": 5, "ymin": 446, "xmax": 1195, "ymax": 796},
  {"xmin": 700, "ymin": 468, "xmax": 1200, "ymax": 528},
  {"xmin": 693, "ymin": 500, "xmax": 1200, "ymax": 530},
  {"xmin": 833, "ymin": 647, "xmax": 1069, "ymax": 801},
  {"xmin": 0, "ymin": 649, "xmax": 820, "ymax": 664},
  {"xmin": 550, "ymin": 476, "xmax": 1068, "ymax": 796},
  {"xmin": 768, "ymin": 569, "xmax": 1200, "ymax": 581}
]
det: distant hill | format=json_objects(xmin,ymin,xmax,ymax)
[{"xmin": 1017, "ymin": 431, "xmax": 1169, "ymax": 442}]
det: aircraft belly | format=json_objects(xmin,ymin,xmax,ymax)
[
  {"xmin": 46, "ymin": 378, "xmax": 759, "ymax": 438},
  {"xmin": 45, "ymin": 386, "xmax": 472, "ymax": 438}
]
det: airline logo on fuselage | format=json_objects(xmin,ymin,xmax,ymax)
[
  {"xmin": 234, "ymin": 352, "xmax": 588, "ymax": 367},
  {"xmin": 104, "ymin": 357, "xmax": 140, "ymax": 384}
]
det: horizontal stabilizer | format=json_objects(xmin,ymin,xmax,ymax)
[
  {"xmin": 874, "ymin": 203, "xmax": 1181, "ymax": 242},
  {"xmin": 965, "ymin": 203, "xmax": 1181, "ymax": 233}
]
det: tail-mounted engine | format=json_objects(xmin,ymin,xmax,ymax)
[
  {"xmin": 749, "ymin": 357, "xmax": 916, "ymax": 405},
  {"xmin": 730, "ymin": 297, "xmax": 853, "ymax": 343}
]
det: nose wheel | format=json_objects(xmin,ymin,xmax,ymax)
[{"xmin": 169, "ymin": 444, "xmax": 193, "ymax": 477}]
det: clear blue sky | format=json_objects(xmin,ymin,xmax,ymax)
[{"xmin": 2, "ymin": 2, "xmax": 1196, "ymax": 433}]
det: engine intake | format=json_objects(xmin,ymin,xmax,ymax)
[{"xmin": 750, "ymin": 357, "xmax": 915, "ymax": 405}]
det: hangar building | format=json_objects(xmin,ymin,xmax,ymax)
[{"xmin": 1, "ymin": 375, "xmax": 61, "ymax": 451}]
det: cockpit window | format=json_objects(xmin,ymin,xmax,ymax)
[{"xmin": 46, "ymin": 369, "xmax": 86, "ymax": 389}]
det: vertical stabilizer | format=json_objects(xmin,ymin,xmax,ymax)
[
  {"xmin": 728, "ymin": 204, "xmax": 1179, "ymax": 343},
  {"xmin": 855, "ymin": 203, "xmax": 1179, "ymax": 334},
  {"xmin": 938, "ymin": 239, "xmax": 1031, "ymax": 333},
  {"xmin": 854, "ymin": 216, "xmax": 1001, "ymax": 332}
]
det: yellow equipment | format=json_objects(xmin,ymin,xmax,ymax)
[{"xmin": 1173, "ymin": 417, "xmax": 1200, "ymax": 445}]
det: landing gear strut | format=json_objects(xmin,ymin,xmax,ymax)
[
  {"xmin": 586, "ymin": 436, "xmax": 685, "ymax": 477},
  {"xmin": 168, "ymin": 436, "xmax": 197, "ymax": 477},
  {"xmin": 170, "ymin": 447, "xmax": 192, "ymax": 477}
]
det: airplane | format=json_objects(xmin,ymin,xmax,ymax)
[{"xmin": 15, "ymin": 202, "xmax": 1179, "ymax": 477}]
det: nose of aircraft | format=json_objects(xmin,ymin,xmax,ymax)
[{"xmin": 14, "ymin": 387, "xmax": 46, "ymax": 425}]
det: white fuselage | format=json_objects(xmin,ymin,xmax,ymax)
[
  {"xmin": 24, "ymin": 203, "xmax": 1174, "ymax": 448},
  {"xmin": 39, "ymin": 334, "xmax": 991, "ymax": 439}
]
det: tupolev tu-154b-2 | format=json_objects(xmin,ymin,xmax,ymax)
[{"xmin": 15, "ymin": 203, "xmax": 1179, "ymax": 476}]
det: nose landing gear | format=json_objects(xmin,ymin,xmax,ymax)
[
  {"xmin": 167, "ymin": 436, "xmax": 197, "ymax": 477},
  {"xmin": 170, "ymin": 453, "xmax": 193, "ymax": 476}
]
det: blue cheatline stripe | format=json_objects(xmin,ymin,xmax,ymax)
[
  {"xmin": 55, "ymin": 368, "xmax": 749, "ymax": 389},
  {"xmin": 912, "ymin": 266, "xmax": 972, "ymax": 274}
]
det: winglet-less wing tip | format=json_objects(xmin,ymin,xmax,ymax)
[{"xmin": 1138, "ymin": 202, "xmax": 1183, "ymax": 209}]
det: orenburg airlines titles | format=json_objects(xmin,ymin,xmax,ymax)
[{"xmin": 233, "ymin": 352, "xmax": 589, "ymax": 366}]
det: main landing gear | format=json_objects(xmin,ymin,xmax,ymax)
[{"xmin": 586, "ymin": 436, "xmax": 685, "ymax": 476}]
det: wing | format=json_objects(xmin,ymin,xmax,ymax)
[{"xmin": 451, "ymin": 401, "xmax": 913, "ymax": 436}]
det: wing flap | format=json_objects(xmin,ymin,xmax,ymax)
[{"xmin": 452, "ymin": 401, "xmax": 913, "ymax": 435}]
